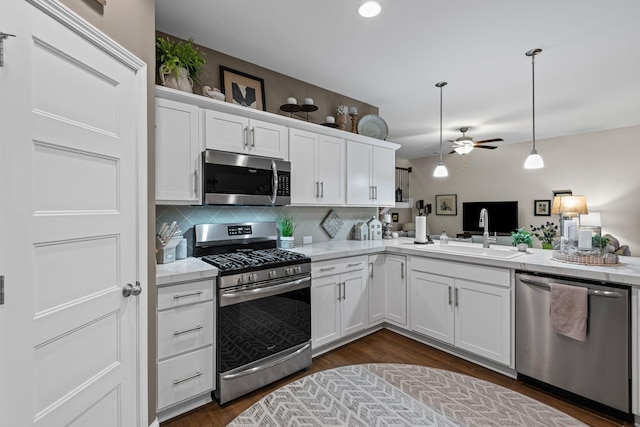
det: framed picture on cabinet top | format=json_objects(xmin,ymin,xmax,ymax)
[
  {"xmin": 220, "ymin": 66, "xmax": 266, "ymax": 111},
  {"xmin": 435, "ymin": 194, "xmax": 457, "ymax": 215}
]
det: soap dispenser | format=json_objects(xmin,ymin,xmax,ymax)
[{"xmin": 440, "ymin": 230, "xmax": 449, "ymax": 244}]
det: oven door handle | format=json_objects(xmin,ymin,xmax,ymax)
[
  {"xmin": 269, "ymin": 159, "xmax": 278, "ymax": 205},
  {"xmin": 220, "ymin": 276, "xmax": 310, "ymax": 306},
  {"xmin": 221, "ymin": 342, "xmax": 311, "ymax": 381}
]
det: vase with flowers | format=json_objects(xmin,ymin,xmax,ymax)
[{"xmin": 530, "ymin": 221, "xmax": 559, "ymax": 249}]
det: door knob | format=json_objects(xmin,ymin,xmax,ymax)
[{"xmin": 122, "ymin": 281, "xmax": 142, "ymax": 297}]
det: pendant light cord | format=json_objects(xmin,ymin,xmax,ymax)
[
  {"xmin": 531, "ymin": 53, "xmax": 536, "ymax": 152},
  {"xmin": 439, "ymin": 84, "xmax": 444, "ymax": 162}
]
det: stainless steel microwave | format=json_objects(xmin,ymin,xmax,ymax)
[{"xmin": 202, "ymin": 150, "xmax": 291, "ymax": 206}]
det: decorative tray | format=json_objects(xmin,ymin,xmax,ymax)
[
  {"xmin": 358, "ymin": 114, "xmax": 388, "ymax": 140},
  {"xmin": 551, "ymin": 250, "xmax": 620, "ymax": 266}
]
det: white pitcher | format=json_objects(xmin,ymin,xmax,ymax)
[{"xmin": 159, "ymin": 64, "xmax": 193, "ymax": 93}]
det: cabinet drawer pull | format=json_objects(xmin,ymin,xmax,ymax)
[
  {"xmin": 369, "ymin": 262, "xmax": 373, "ymax": 278},
  {"xmin": 250, "ymin": 127, "xmax": 255, "ymax": 148},
  {"xmin": 173, "ymin": 290, "xmax": 203, "ymax": 300},
  {"xmin": 448, "ymin": 286, "xmax": 452, "ymax": 306},
  {"xmin": 173, "ymin": 325, "xmax": 203, "ymax": 336},
  {"xmin": 347, "ymin": 262, "xmax": 362, "ymax": 267},
  {"xmin": 194, "ymin": 169, "xmax": 198, "ymax": 197},
  {"xmin": 173, "ymin": 371, "xmax": 203, "ymax": 385},
  {"xmin": 455, "ymin": 287, "xmax": 459, "ymax": 307},
  {"xmin": 243, "ymin": 126, "xmax": 249, "ymax": 147},
  {"xmin": 315, "ymin": 181, "xmax": 319, "ymax": 198},
  {"xmin": 320, "ymin": 266, "xmax": 336, "ymax": 272},
  {"xmin": 337, "ymin": 283, "xmax": 341, "ymax": 301},
  {"xmin": 320, "ymin": 181, "xmax": 324, "ymax": 197},
  {"xmin": 401, "ymin": 262, "xmax": 405, "ymax": 279}
]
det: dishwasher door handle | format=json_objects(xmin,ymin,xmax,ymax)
[{"xmin": 519, "ymin": 277, "xmax": 623, "ymax": 298}]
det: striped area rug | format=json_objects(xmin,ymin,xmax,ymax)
[{"xmin": 228, "ymin": 364, "xmax": 587, "ymax": 426}]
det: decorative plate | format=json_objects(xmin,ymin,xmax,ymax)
[
  {"xmin": 321, "ymin": 210, "xmax": 344, "ymax": 239},
  {"xmin": 358, "ymin": 114, "xmax": 389, "ymax": 140}
]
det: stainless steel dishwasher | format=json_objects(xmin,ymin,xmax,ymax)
[{"xmin": 515, "ymin": 272, "xmax": 630, "ymax": 416}]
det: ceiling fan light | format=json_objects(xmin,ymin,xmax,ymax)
[
  {"xmin": 433, "ymin": 162, "xmax": 449, "ymax": 177},
  {"xmin": 454, "ymin": 145, "xmax": 474, "ymax": 155},
  {"xmin": 358, "ymin": 1, "xmax": 382, "ymax": 17},
  {"xmin": 524, "ymin": 149, "xmax": 544, "ymax": 169}
]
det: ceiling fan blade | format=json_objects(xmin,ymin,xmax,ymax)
[
  {"xmin": 475, "ymin": 138, "xmax": 504, "ymax": 144},
  {"xmin": 476, "ymin": 145, "xmax": 498, "ymax": 149}
]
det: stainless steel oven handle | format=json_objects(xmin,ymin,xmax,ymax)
[
  {"xmin": 269, "ymin": 159, "xmax": 278, "ymax": 205},
  {"xmin": 221, "ymin": 277, "xmax": 310, "ymax": 303},
  {"xmin": 221, "ymin": 342, "xmax": 311, "ymax": 380},
  {"xmin": 519, "ymin": 277, "xmax": 623, "ymax": 298}
]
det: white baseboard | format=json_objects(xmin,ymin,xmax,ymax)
[{"xmin": 149, "ymin": 417, "xmax": 159, "ymax": 427}]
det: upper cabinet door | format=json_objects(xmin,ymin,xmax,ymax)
[
  {"xmin": 317, "ymin": 135, "xmax": 345, "ymax": 205},
  {"xmin": 346, "ymin": 141, "xmax": 373, "ymax": 205},
  {"xmin": 372, "ymin": 146, "xmax": 395, "ymax": 206},
  {"xmin": 249, "ymin": 119, "xmax": 289, "ymax": 160},
  {"xmin": 155, "ymin": 98, "xmax": 201, "ymax": 204},
  {"xmin": 203, "ymin": 109, "xmax": 250, "ymax": 154},
  {"xmin": 289, "ymin": 128, "xmax": 318, "ymax": 204}
]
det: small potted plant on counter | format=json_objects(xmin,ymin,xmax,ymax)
[
  {"xmin": 530, "ymin": 221, "xmax": 559, "ymax": 249},
  {"xmin": 277, "ymin": 214, "xmax": 296, "ymax": 249},
  {"xmin": 511, "ymin": 227, "xmax": 533, "ymax": 252}
]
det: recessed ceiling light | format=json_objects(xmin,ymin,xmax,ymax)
[{"xmin": 358, "ymin": 1, "xmax": 382, "ymax": 18}]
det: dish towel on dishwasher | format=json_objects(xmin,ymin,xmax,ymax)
[{"xmin": 550, "ymin": 283, "xmax": 588, "ymax": 341}]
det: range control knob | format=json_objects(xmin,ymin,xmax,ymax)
[
  {"xmin": 248, "ymin": 273, "xmax": 256, "ymax": 282},
  {"xmin": 237, "ymin": 275, "xmax": 245, "ymax": 285},
  {"xmin": 284, "ymin": 267, "xmax": 292, "ymax": 275},
  {"xmin": 268, "ymin": 270, "xmax": 277, "ymax": 279},
  {"xmin": 294, "ymin": 265, "xmax": 302, "ymax": 274}
]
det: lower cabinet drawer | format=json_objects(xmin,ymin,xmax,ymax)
[
  {"xmin": 157, "ymin": 301, "xmax": 214, "ymax": 360},
  {"xmin": 157, "ymin": 347, "xmax": 214, "ymax": 411}
]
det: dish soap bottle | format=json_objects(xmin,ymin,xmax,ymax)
[{"xmin": 440, "ymin": 230, "xmax": 449, "ymax": 245}]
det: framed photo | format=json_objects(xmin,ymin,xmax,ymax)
[
  {"xmin": 220, "ymin": 66, "xmax": 266, "ymax": 111},
  {"xmin": 435, "ymin": 194, "xmax": 457, "ymax": 216},
  {"xmin": 534, "ymin": 199, "xmax": 551, "ymax": 216}
]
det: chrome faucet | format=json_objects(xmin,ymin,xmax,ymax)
[{"xmin": 479, "ymin": 208, "xmax": 497, "ymax": 248}]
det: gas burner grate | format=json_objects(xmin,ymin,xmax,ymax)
[{"xmin": 201, "ymin": 248, "xmax": 308, "ymax": 272}]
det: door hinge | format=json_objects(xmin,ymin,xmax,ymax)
[{"xmin": 0, "ymin": 275, "xmax": 4, "ymax": 305}]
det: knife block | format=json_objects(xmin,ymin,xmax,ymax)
[{"xmin": 156, "ymin": 246, "xmax": 176, "ymax": 264}]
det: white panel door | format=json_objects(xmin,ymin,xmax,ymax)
[
  {"xmin": 249, "ymin": 119, "xmax": 288, "ymax": 159},
  {"xmin": 203, "ymin": 109, "xmax": 249, "ymax": 153},
  {"xmin": 455, "ymin": 279, "xmax": 511, "ymax": 365},
  {"xmin": 0, "ymin": 1, "xmax": 146, "ymax": 426},
  {"xmin": 410, "ymin": 271, "xmax": 455, "ymax": 345},
  {"xmin": 368, "ymin": 255, "xmax": 385, "ymax": 325}
]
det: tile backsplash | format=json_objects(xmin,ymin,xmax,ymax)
[{"xmin": 156, "ymin": 205, "xmax": 377, "ymax": 256}]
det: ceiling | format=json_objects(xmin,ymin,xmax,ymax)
[{"xmin": 156, "ymin": 0, "xmax": 640, "ymax": 160}]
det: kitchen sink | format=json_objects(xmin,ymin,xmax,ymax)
[{"xmin": 404, "ymin": 242, "xmax": 525, "ymax": 259}]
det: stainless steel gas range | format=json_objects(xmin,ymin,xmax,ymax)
[{"xmin": 194, "ymin": 222, "xmax": 311, "ymax": 405}]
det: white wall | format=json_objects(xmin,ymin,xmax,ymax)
[{"xmin": 403, "ymin": 125, "xmax": 640, "ymax": 255}]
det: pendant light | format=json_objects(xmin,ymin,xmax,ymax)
[
  {"xmin": 433, "ymin": 81, "xmax": 448, "ymax": 177},
  {"xmin": 524, "ymin": 48, "xmax": 544, "ymax": 169}
]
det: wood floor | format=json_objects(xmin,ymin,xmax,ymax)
[{"xmin": 160, "ymin": 329, "xmax": 632, "ymax": 427}]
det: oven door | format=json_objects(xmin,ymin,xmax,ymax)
[
  {"xmin": 217, "ymin": 274, "xmax": 311, "ymax": 374},
  {"xmin": 203, "ymin": 149, "xmax": 291, "ymax": 206}
]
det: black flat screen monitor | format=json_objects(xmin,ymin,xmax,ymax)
[{"xmin": 462, "ymin": 201, "xmax": 518, "ymax": 235}]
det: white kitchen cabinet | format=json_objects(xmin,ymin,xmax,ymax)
[
  {"xmin": 410, "ymin": 257, "xmax": 511, "ymax": 365},
  {"xmin": 311, "ymin": 256, "xmax": 368, "ymax": 348},
  {"xmin": 346, "ymin": 140, "xmax": 395, "ymax": 206},
  {"xmin": 289, "ymin": 128, "xmax": 345, "ymax": 205},
  {"xmin": 384, "ymin": 254, "xmax": 407, "ymax": 326},
  {"xmin": 203, "ymin": 109, "xmax": 288, "ymax": 159},
  {"xmin": 156, "ymin": 278, "xmax": 215, "ymax": 420},
  {"xmin": 368, "ymin": 254, "xmax": 385, "ymax": 325},
  {"xmin": 155, "ymin": 97, "xmax": 201, "ymax": 204}
]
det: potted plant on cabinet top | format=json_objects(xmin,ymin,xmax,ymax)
[
  {"xmin": 277, "ymin": 214, "xmax": 296, "ymax": 249},
  {"xmin": 511, "ymin": 227, "xmax": 533, "ymax": 252},
  {"xmin": 530, "ymin": 221, "xmax": 559, "ymax": 249},
  {"xmin": 156, "ymin": 36, "xmax": 206, "ymax": 93}
]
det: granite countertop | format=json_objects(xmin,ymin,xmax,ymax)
[
  {"xmin": 156, "ymin": 257, "xmax": 218, "ymax": 286},
  {"xmin": 291, "ymin": 238, "xmax": 640, "ymax": 286}
]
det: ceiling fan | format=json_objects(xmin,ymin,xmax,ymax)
[{"xmin": 448, "ymin": 127, "xmax": 503, "ymax": 155}]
